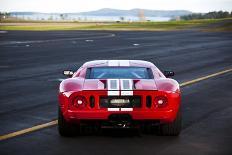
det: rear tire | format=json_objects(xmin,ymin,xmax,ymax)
[
  {"xmin": 157, "ymin": 108, "xmax": 182, "ymax": 136},
  {"xmin": 58, "ymin": 108, "xmax": 80, "ymax": 137}
]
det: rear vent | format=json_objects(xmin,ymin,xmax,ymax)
[
  {"xmin": 89, "ymin": 96, "xmax": 95, "ymax": 108},
  {"xmin": 146, "ymin": 96, "xmax": 152, "ymax": 108}
]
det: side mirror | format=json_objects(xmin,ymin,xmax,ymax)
[
  {"xmin": 63, "ymin": 70, "xmax": 74, "ymax": 78},
  {"xmin": 163, "ymin": 71, "xmax": 175, "ymax": 77}
]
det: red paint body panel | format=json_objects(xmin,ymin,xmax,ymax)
[
  {"xmin": 59, "ymin": 60, "xmax": 181, "ymax": 124},
  {"xmin": 59, "ymin": 90, "xmax": 180, "ymax": 123}
]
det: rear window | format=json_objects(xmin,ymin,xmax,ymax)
[{"xmin": 86, "ymin": 67, "xmax": 153, "ymax": 79}]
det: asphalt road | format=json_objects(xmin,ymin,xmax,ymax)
[{"xmin": 0, "ymin": 30, "xmax": 232, "ymax": 155}]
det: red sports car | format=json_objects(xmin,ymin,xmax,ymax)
[{"xmin": 58, "ymin": 60, "xmax": 181, "ymax": 136}]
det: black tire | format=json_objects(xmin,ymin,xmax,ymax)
[
  {"xmin": 58, "ymin": 108, "xmax": 80, "ymax": 137},
  {"xmin": 157, "ymin": 107, "xmax": 182, "ymax": 136}
]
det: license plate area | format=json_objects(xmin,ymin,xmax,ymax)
[{"xmin": 100, "ymin": 96, "xmax": 141, "ymax": 108}]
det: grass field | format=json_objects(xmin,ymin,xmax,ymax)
[{"xmin": 0, "ymin": 18, "xmax": 231, "ymax": 31}]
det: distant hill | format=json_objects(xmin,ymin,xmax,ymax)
[
  {"xmin": 10, "ymin": 8, "xmax": 192, "ymax": 17},
  {"xmin": 77, "ymin": 8, "xmax": 192, "ymax": 17}
]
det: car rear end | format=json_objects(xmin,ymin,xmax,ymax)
[
  {"xmin": 59, "ymin": 85, "xmax": 180, "ymax": 128},
  {"xmin": 58, "ymin": 63, "xmax": 181, "ymax": 136}
]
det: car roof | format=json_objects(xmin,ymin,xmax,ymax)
[{"xmin": 82, "ymin": 60, "xmax": 155, "ymax": 68}]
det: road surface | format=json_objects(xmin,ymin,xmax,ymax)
[{"xmin": 0, "ymin": 30, "xmax": 231, "ymax": 155}]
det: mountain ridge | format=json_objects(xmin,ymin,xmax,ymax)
[{"xmin": 9, "ymin": 8, "xmax": 192, "ymax": 17}]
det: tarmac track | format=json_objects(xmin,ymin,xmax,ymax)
[{"xmin": 0, "ymin": 30, "xmax": 231, "ymax": 155}]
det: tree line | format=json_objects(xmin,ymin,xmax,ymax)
[
  {"xmin": 181, "ymin": 11, "xmax": 232, "ymax": 20},
  {"xmin": 0, "ymin": 12, "xmax": 11, "ymax": 20}
]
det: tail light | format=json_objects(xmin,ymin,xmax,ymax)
[
  {"xmin": 73, "ymin": 96, "xmax": 87, "ymax": 109},
  {"xmin": 154, "ymin": 96, "xmax": 168, "ymax": 108}
]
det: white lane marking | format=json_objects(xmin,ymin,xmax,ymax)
[
  {"xmin": 121, "ymin": 108, "xmax": 133, "ymax": 111},
  {"xmin": 58, "ymin": 78, "xmax": 65, "ymax": 82},
  {"xmin": 25, "ymin": 44, "xmax": 30, "ymax": 47},
  {"xmin": 108, "ymin": 60, "xmax": 119, "ymax": 66},
  {"xmin": 85, "ymin": 40, "xmax": 94, "ymax": 42},
  {"xmin": 49, "ymin": 79, "xmax": 65, "ymax": 82},
  {"xmin": 0, "ymin": 31, "xmax": 8, "ymax": 33},
  {"xmin": 108, "ymin": 91, "xmax": 120, "ymax": 96},
  {"xmin": 133, "ymin": 43, "xmax": 140, "ymax": 46},
  {"xmin": 119, "ymin": 60, "xmax": 130, "ymax": 66},
  {"xmin": 108, "ymin": 108, "xmax": 120, "ymax": 111},
  {"xmin": 0, "ymin": 33, "xmax": 115, "ymax": 45}
]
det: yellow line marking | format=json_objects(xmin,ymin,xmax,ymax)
[
  {"xmin": 0, "ymin": 68, "xmax": 231, "ymax": 141},
  {"xmin": 180, "ymin": 68, "xmax": 232, "ymax": 87},
  {"xmin": 0, "ymin": 120, "xmax": 57, "ymax": 141}
]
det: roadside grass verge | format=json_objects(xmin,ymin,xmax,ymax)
[{"xmin": 0, "ymin": 18, "xmax": 231, "ymax": 31}]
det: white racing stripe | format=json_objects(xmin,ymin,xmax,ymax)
[
  {"xmin": 107, "ymin": 79, "xmax": 120, "ymax": 90},
  {"xmin": 107, "ymin": 79, "xmax": 134, "ymax": 96},
  {"xmin": 106, "ymin": 68, "xmax": 134, "ymax": 96},
  {"xmin": 108, "ymin": 91, "xmax": 120, "ymax": 96},
  {"xmin": 107, "ymin": 79, "xmax": 120, "ymax": 96},
  {"xmin": 121, "ymin": 91, "xmax": 133, "ymax": 96},
  {"xmin": 120, "ymin": 79, "xmax": 133, "ymax": 96},
  {"xmin": 119, "ymin": 60, "xmax": 130, "ymax": 66},
  {"xmin": 108, "ymin": 60, "xmax": 118, "ymax": 66},
  {"xmin": 121, "ymin": 108, "xmax": 133, "ymax": 111},
  {"xmin": 108, "ymin": 60, "xmax": 130, "ymax": 66},
  {"xmin": 108, "ymin": 108, "xmax": 120, "ymax": 111},
  {"xmin": 120, "ymin": 79, "xmax": 133, "ymax": 90}
]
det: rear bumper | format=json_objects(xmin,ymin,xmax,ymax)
[
  {"xmin": 65, "ymin": 109, "xmax": 177, "ymax": 123},
  {"xmin": 59, "ymin": 90, "xmax": 181, "ymax": 123}
]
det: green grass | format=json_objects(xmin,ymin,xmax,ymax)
[{"xmin": 0, "ymin": 18, "xmax": 231, "ymax": 31}]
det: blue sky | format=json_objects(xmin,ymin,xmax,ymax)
[{"xmin": 0, "ymin": 0, "xmax": 231, "ymax": 13}]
